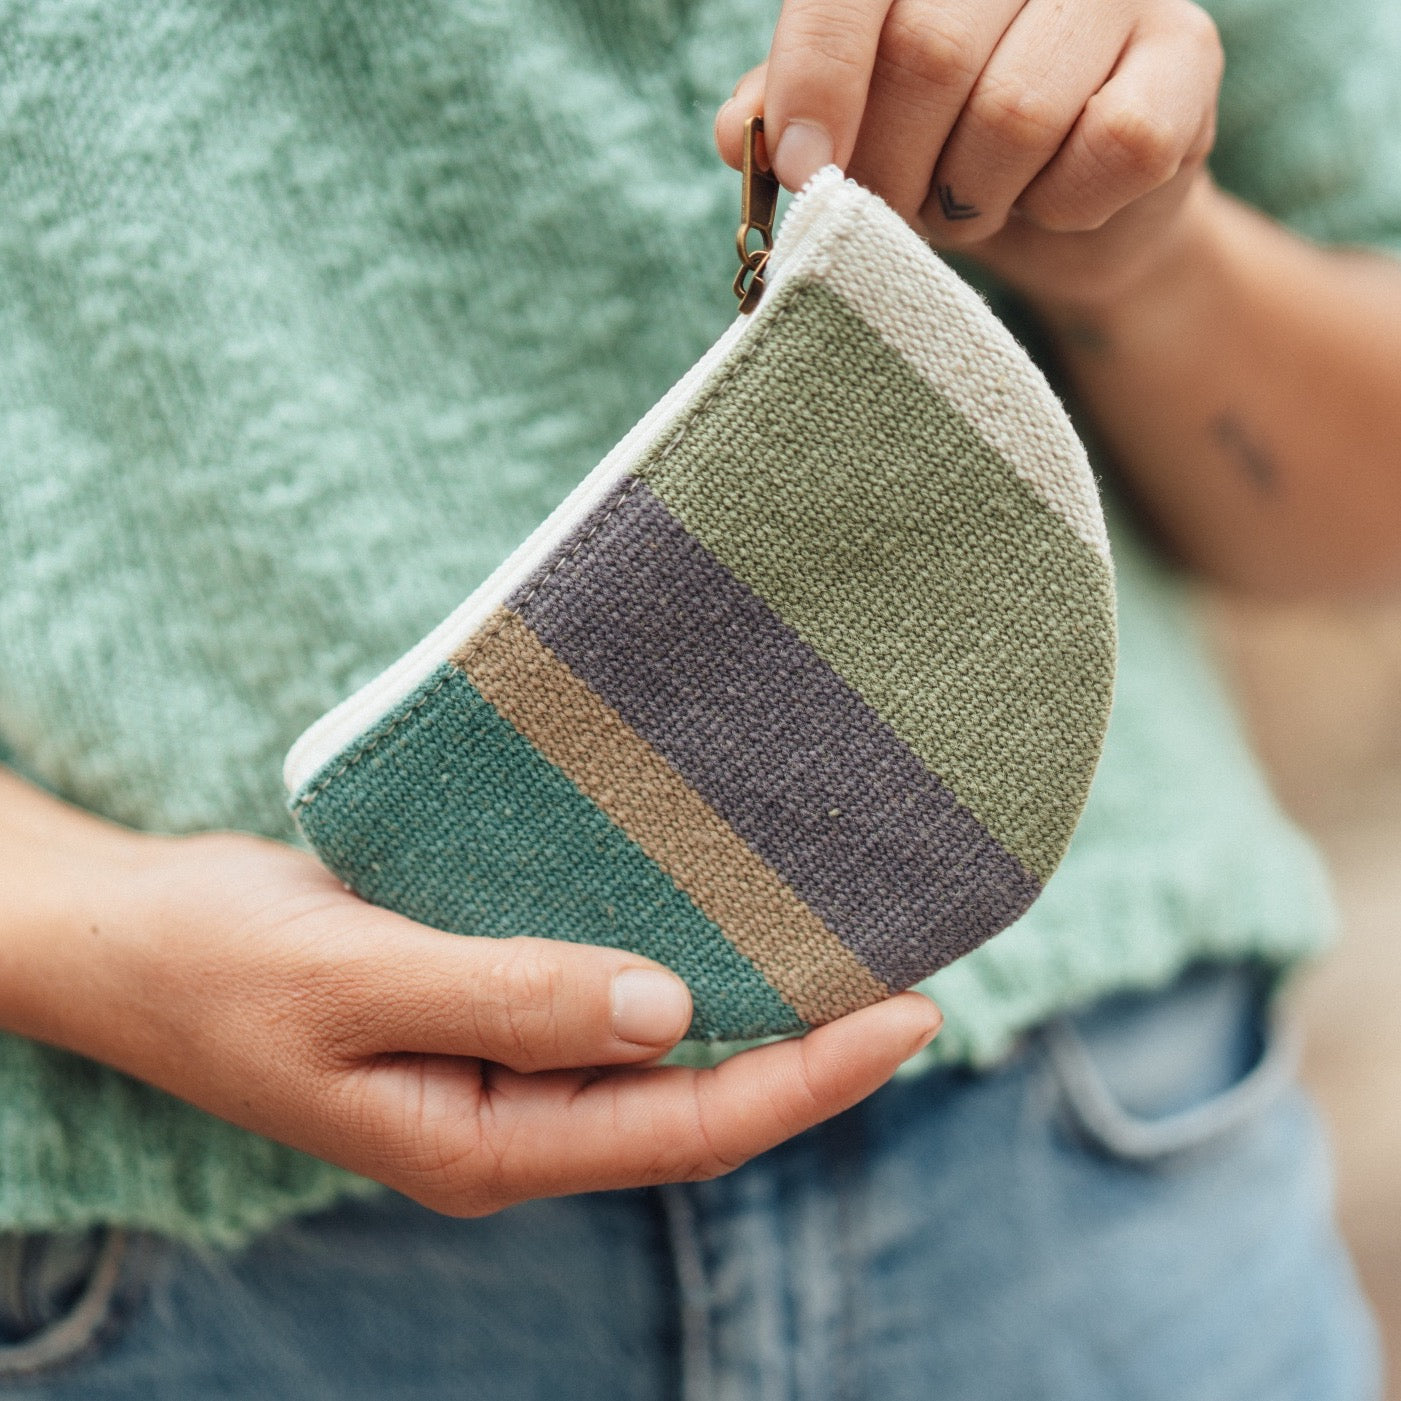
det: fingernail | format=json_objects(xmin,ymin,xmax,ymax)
[
  {"xmin": 772, "ymin": 120, "xmax": 834, "ymax": 191},
  {"xmin": 911, "ymin": 1025, "xmax": 940, "ymax": 1055},
  {"xmin": 910, "ymin": 1005, "xmax": 943, "ymax": 1056},
  {"xmin": 612, "ymin": 968, "xmax": 692, "ymax": 1046}
]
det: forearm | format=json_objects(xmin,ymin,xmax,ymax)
[
  {"xmin": 1032, "ymin": 181, "xmax": 1401, "ymax": 598},
  {"xmin": 0, "ymin": 767, "xmax": 163, "ymax": 1055}
]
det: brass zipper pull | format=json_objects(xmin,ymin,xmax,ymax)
[{"xmin": 733, "ymin": 116, "xmax": 780, "ymax": 315}]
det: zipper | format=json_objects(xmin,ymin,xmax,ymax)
[{"xmin": 733, "ymin": 115, "xmax": 780, "ymax": 314}]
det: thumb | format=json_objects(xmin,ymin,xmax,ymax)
[
  {"xmin": 760, "ymin": 0, "xmax": 885, "ymax": 190},
  {"xmin": 333, "ymin": 921, "xmax": 695, "ymax": 1072}
]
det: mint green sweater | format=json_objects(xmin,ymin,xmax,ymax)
[{"xmin": 1, "ymin": 0, "xmax": 1398, "ymax": 1246}]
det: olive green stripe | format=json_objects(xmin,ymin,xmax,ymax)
[
  {"xmin": 455, "ymin": 606, "xmax": 891, "ymax": 1024},
  {"xmin": 640, "ymin": 279, "xmax": 1116, "ymax": 881}
]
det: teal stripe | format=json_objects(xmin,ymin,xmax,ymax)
[{"xmin": 294, "ymin": 663, "xmax": 803, "ymax": 1041}]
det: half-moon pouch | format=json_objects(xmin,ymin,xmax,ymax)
[{"xmin": 284, "ymin": 167, "xmax": 1117, "ymax": 1043}]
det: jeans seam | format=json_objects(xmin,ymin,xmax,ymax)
[
  {"xmin": 0, "ymin": 1229, "xmax": 128, "ymax": 1381},
  {"xmin": 658, "ymin": 1185, "xmax": 714, "ymax": 1401},
  {"xmin": 0, "ymin": 1239, "xmax": 31, "ymax": 1339},
  {"xmin": 1040, "ymin": 1001, "xmax": 1302, "ymax": 1162}
]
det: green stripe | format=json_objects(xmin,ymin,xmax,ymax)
[
  {"xmin": 295, "ymin": 663, "xmax": 803, "ymax": 1040},
  {"xmin": 641, "ymin": 279, "xmax": 1115, "ymax": 882}
]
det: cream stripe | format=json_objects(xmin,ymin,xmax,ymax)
[
  {"xmin": 771, "ymin": 169, "xmax": 1109, "ymax": 561},
  {"xmin": 455, "ymin": 607, "xmax": 891, "ymax": 1025}
]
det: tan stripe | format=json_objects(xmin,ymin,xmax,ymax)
[{"xmin": 454, "ymin": 607, "xmax": 890, "ymax": 1025}]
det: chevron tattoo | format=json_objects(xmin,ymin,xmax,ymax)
[{"xmin": 936, "ymin": 184, "xmax": 979, "ymax": 220}]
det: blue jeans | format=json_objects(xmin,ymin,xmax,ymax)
[{"xmin": 0, "ymin": 964, "xmax": 1381, "ymax": 1399}]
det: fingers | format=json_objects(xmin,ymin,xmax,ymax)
[
  {"xmin": 918, "ymin": 0, "xmax": 1127, "ymax": 244},
  {"xmin": 761, "ymin": 0, "xmax": 892, "ymax": 189},
  {"xmin": 719, "ymin": 0, "xmax": 1221, "ymax": 265},
  {"xmin": 329, "ymin": 920, "xmax": 694, "ymax": 1073},
  {"xmin": 356, "ymin": 992, "xmax": 943, "ymax": 1215},
  {"xmin": 846, "ymin": 0, "xmax": 1024, "ymax": 222},
  {"xmin": 510, "ymin": 990, "xmax": 942, "ymax": 1200},
  {"xmin": 1013, "ymin": 8, "xmax": 1222, "ymax": 233},
  {"xmin": 101, "ymin": 834, "xmax": 938, "ymax": 1228}
]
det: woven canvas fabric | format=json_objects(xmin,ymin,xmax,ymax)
[{"xmin": 288, "ymin": 170, "xmax": 1117, "ymax": 1041}]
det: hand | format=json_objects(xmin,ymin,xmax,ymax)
[
  {"xmin": 0, "ymin": 779, "xmax": 941, "ymax": 1217},
  {"xmin": 716, "ymin": 0, "xmax": 1225, "ymax": 308}
]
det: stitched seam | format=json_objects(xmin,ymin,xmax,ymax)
[
  {"xmin": 292, "ymin": 469, "xmax": 654, "ymax": 810},
  {"xmin": 0, "ymin": 1230, "xmax": 127, "ymax": 1381},
  {"xmin": 294, "ymin": 195, "xmax": 868, "ymax": 813},
  {"xmin": 453, "ymin": 476, "xmax": 646, "ymax": 674}
]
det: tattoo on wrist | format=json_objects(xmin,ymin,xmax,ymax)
[
  {"xmin": 1059, "ymin": 319, "xmax": 1111, "ymax": 356},
  {"xmin": 1211, "ymin": 413, "xmax": 1279, "ymax": 495},
  {"xmin": 936, "ymin": 185, "xmax": 979, "ymax": 221}
]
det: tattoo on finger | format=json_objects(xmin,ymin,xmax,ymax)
[{"xmin": 936, "ymin": 185, "xmax": 979, "ymax": 221}]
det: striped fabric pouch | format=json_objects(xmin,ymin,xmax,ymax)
[{"xmin": 284, "ymin": 167, "xmax": 1116, "ymax": 1042}]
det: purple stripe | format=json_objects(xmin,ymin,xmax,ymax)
[{"xmin": 507, "ymin": 478, "xmax": 1039, "ymax": 988}]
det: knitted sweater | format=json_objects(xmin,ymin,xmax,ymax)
[{"xmin": 1, "ymin": 0, "xmax": 1398, "ymax": 1246}]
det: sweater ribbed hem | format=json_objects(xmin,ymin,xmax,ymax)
[
  {"xmin": 667, "ymin": 827, "xmax": 1333, "ymax": 1075},
  {"xmin": 0, "ymin": 1042, "xmax": 382, "ymax": 1249},
  {"xmin": 902, "ymin": 831, "xmax": 1333, "ymax": 1073}
]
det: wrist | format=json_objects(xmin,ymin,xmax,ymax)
[
  {"xmin": 0, "ymin": 779, "xmax": 176, "ymax": 1055},
  {"xmin": 1030, "ymin": 173, "xmax": 1232, "ymax": 337}
]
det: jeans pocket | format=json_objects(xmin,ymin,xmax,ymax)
[
  {"xmin": 0, "ymin": 1228, "xmax": 129, "ymax": 1381},
  {"xmin": 1039, "ymin": 962, "xmax": 1301, "ymax": 1164}
]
